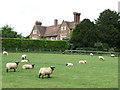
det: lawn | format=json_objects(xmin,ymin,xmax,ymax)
[{"xmin": 2, "ymin": 53, "xmax": 118, "ymax": 88}]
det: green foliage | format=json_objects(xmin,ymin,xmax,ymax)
[
  {"xmin": 70, "ymin": 9, "xmax": 120, "ymax": 51},
  {"xmin": 0, "ymin": 25, "xmax": 23, "ymax": 38},
  {"xmin": 2, "ymin": 38, "xmax": 68, "ymax": 52},
  {"xmin": 95, "ymin": 9, "xmax": 120, "ymax": 49},
  {"xmin": 71, "ymin": 19, "xmax": 97, "ymax": 48}
]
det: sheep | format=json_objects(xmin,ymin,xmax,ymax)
[
  {"xmin": 21, "ymin": 54, "xmax": 27, "ymax": 60},
  {"xmin": 111, "ymin": 54, "xmax": 115, "ymax": 57},
  {"xmin": 3, "ymin": 51, "xmax": 8, "ymax": 56},
  {"xmin": 39, "ymin": 66, "xmax": 55, "ymax": 79},
  {"xmin": 6, "ymin": 61, "xmax": 19, "ymax": 72},
  {"xmin": 66, "ymin": 63, "xmax": 73, "ymax": 66},
  {"xmin": 21, "ymin": 59, "xmax": 29, "ymax": 62},
  {"xmin": 22, "ymin": 64, "xmax": 35, "ymax": 69},
  {"xmin": 79, "ymin": 60, "xmax": 87, "ymax": 64},
  {"xmin": 99, "ymin": 56, "xmax": 104, "ymax": 61},
  {"xmin": 90, "ymin": 53, "xmax": 93, "ymax": 56}
]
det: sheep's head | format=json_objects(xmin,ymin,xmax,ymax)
[
  {"xmin": 50, "ymin": 66, "xmax": 55, "ymax": 71},
  {"xmin": 66, "ymin": 63, "xmax": 68, "ymax": 66},
  {"xmin": 32, "ymin": 64, "xmax": 35, "ymax": 68},
  {"xmin": 15, "ymin": 62, "xmax": 20, "ymax": 65}
]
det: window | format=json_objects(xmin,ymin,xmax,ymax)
[
  {"xmin": 33, "ymin": 30, "xmax": 37, "ymax": 34},
  {"xmin": 60, "ymin": 34, "xmax": 67, "ymax": 40},
  {"xmin": 61, "ymin": 26, "xmax": 66, "ymax": 30},
  {"xmin": 51, "ymin": 37, "xmax": 54, "ymax": 40},
  {"xmin": 32, "ymin": 36, "xmax": 38, "ymax": 39}
]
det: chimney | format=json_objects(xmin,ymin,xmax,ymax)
[
  {"xmin": 54, "ymin": 19, "xmax": 58, "ymax": 27},
  {"xmin": 73, "ymin": 12, "xmax": 81, "ymax": 25},
  {"xmin": 35, "ymin": 21, "xmax": 42, "ymax": 26}
]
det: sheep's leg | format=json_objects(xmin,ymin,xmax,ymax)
[
  {"xmin": 48, "ymin": 74, "xmax": 50, "ymax": 78},
  {"xmin": 42, "ymin": 75, "xmax": 44, "ymax": 79},
  {"xmin": 39, "ymin": 73, "xmax": 41, "ymax": 78},
  {"xmin": 14, "ymin": 69, "xmax": 16, "ymax": 72},
  {"xmin": 6, "ymin": 69, "xmax": 8, "ymax": 72}
]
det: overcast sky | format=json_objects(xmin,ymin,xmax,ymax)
[{"xmin": 0, "ymin": 0, "xmax": 120, "ymax": 36}]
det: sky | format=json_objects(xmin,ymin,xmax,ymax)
[{"xmin": 0, "ymin": 0, "xmax": 120, "ymax": 36}]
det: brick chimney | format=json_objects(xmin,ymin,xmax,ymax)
[
  {"xmin": 73, "ymin": 12, "xmax": 81, "ymax": 25},
  {"xmin": 54, "ymin": 19, "xmax": 58, "ymax": 27},
  {"xmin": 35, "ymin": 21, "xmax": 42, "ymax": 26}
]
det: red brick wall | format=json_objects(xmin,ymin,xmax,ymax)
[
  {"xmin": 30, "ymin": 25, "xmax": 41, "ymax": 39},
  {"xmin": 57, "ymin": 21, "xmax": 70, "ymax": 40}
]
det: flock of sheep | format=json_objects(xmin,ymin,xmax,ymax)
[{"xmin": 3, "ymin": 51, "xmax": 115, "ymax": 79}]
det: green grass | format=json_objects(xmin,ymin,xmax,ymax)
[{"xmin": 2, "ymin": 53, "xmax": 118, "ymax": 88}]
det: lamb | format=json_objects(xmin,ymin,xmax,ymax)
[
  {"xmin": 90, "ymin": 53, "xmax": 93, "ymax": 56},
  {"xmin": 3, "ymin": 51, "xmax": 8, "ymax": 56},
  {"xmin": 111, "ymin": 54, "xmax": 115, "ymax": 57},
  {"xmin": 79, "ymin": 60, "xmax": 87, "ymax": 64},
  {"xmin": 21, "ymin": 59, "xmax": 29, "ymax": 62},
  {"xmin": 6, "ymin": 62, "xmax": 19, "ymax": 72},
  {"xmin": 99, "ymin": 56, "xmax": 104, "ymax": 61},
  {"xmin": 21, "ymin": 54, "xmax": 27, "ymax": 60},
  {"xmin": 22, "ymin": 64, "xmax": 35, "ymax": 69},
  {"xmin": 66, "ymin": 63, "xmax": 73, "ymax": 66},
  {"xmin": 39, "ymin": 66, "xmax": 55, "ymax": 79}
]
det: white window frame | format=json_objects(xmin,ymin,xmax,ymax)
[
  {"xmin": 32, "ymin": 36, "xmax": 38, "ymax": 39},
  {"xmin": 61, "ymin": 26, "xmax": 66, "ymax": 31},
  {"xmin": 51, "ymin": 37, "xmax": 54, "ymax": 40},
  {"xmin": 33, "ymin": 30, "xmax": 37, "ymax": 34},
  {"xmin": 60, "ymin": 34, "xmax": 67, "ymax": 40}
]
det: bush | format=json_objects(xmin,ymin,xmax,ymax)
[{"xmin": 1, "ymin": 38, "xmax": 69, "ymax": 52}]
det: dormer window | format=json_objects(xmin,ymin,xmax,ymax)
[
  {"xmin": 61, "ymin": 26, "xmax": 66, "ymax": 31},
  {"xmin": 33, "ymin": 30, "xmax": 37, "ymax": 34}
]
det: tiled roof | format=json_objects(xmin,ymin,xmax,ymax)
[
  {"xmin": 65, "ymin": 21, "xmax": 75, "ymax": 29},
  {"xmin": 45, "ymin": 25, "xmax": 60, "ymax": 36},
  {"xmin": 36, "ymin": 25, "xmax": 47, "ymax": 37}
]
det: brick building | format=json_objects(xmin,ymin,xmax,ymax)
[{"xmin": 30, "ymin": 12, "xmax": 81, "ymax": 40}]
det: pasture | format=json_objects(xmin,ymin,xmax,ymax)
[{"xmin": 2, "ymin": 53, "xmax": 118, "ymax": 88}]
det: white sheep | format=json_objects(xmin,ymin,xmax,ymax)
[
  {"xmin": 21, "ymin": 54, "xmax": 27, "ymax": 60},
  {"xmin": 79, "ymin": 60, "xmax": 87, "ymax": 64},
  {"xmin": 6, "ymin": 62, "xmax": 19, "ymax": 72},
  {"xmin": 3, "ymin": 51, "xmax": 8, "ymax": 56},
  {"xmin": 22, "ymin": 64, "xmax": 35, "ymax": 69},
  {"xmin": 66, "ymin": 63, "xmax": 73, "ymax": 66},
  {"xmin": 90, "ymin": 53, "xmax": 93, "ymax": 56},
  {"xmin": 99, "ymin": 56, "xmax": 104, "ymax": 61},
  {"xmin": 39, "ymin": 66, "xmax": 55, "ymax": 79},
  {"xmin": 111, "ymin": 54, "xmax": 115, "ymax": 57},
  {"xmin": 21, "ymin": 59, "xmax": 29, "ymax": 62}
]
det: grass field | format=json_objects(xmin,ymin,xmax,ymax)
[{"xmin": 2, "ymin": 53, "xmax": 118, "ymax": 88}]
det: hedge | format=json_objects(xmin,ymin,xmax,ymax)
[{"xmin": 1, "ymin": 38, "xmax": 69, "ymax": 52}]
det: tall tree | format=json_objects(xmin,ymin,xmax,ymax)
[
  {"xmin": 0, "ymin": 25, "xmax": 23, "ymax": 38},
  {"xmin": 71, "ymin": 19, "xmax": 97, "ymax": 48},
  {"xmin": 95, "ymin": 9, "xmax": 120, "ymax": 49}
]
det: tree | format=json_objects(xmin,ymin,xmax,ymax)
[
  {"xmin": 0, "ymin": 25, "xmax": 23, "ymax": 38},
  {"xmin": 70, "ymin": 19, "xmax": 97, "ymax": 48},
  {"xmin": 95, "ymin": 9, "xmax": 120, "ymax": 49}
]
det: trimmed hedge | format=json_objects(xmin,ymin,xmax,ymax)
[{"xmin": 1, "ymin": 38, "xmax": 69, "ymax": 52}]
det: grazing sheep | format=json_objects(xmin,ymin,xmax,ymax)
[
  {"xmin": 66, "ymin": 63, "xmax": 73, "ymax": 66},
  {"xmin": 3, "ymin": 51, "xmax": 8, "ymax": 56},
  {"xmin": 22, "ymin": 64, "xmax": 35, "ymax": 69},
  {"xmin": 111, "ymin": 54, "xmax": 115, "ymax": 57},
  {"xmin": 39, "ymin": 66, "xmax": 55, "ymax": 79},
  {"xmin": 21, "ymin": 55, "xmax": 26, "ymax": 60},
  {"xmin": 90, "ymin": 53, "xmax": 93, "ymax": 56},
  {"xmin": 6, "ymin": 62, "xmax": 19, "ymax": 72},
  {"xmin": 99, "ymin": 56, "xmax": 104, "ymax": 61},
  {"xmin": 21, "ymin": 59, "xmax": 29, "ymax": 62},
  {"xmin": 79, "ymin": 60, "xmax": 87, "ymax": 64}
]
